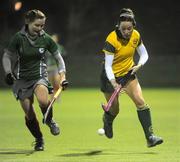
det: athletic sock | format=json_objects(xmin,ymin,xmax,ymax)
[
  {"xmin": 25, "ymin": 117, "xmax": 43, "ymax": 139},
  {"xmin": 40, "ymin": 101, "xmax": 53, "ymax": 123},
  {"xmin": 105, "ymin": 111, "xmax": 116, "ymax": 122},
  {"xmin": 137, "ymin": 106, "xmax": 153, "ymax": 139}
]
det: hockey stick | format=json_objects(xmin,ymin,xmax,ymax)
[
  {"xmin": 101, "ymin": 70, "xmax": 133, "ymax": 112},
  {"xmin": 43, "ymin": 87, "xmax": 63, "ymax": 124},
  {"xmin": 101, "ymin": 85, "xmax": 122, "ymax": 112}
]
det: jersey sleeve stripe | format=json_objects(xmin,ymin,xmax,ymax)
[{"xmin": 103, "ymin": 41, "xmax": 116, "ymax": 54}]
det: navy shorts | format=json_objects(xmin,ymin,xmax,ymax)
[{"xmin": 100, "ymin": 68, "xmax": 136, "ymax": 93}]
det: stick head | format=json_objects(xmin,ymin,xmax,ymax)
[{"xmin": 101, "ymin": 103, "xmax": 108, "ymax": 112}]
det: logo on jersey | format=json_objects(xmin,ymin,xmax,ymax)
[
  {"xmin": 39, "ymin": 48, "xmax": 45, "ymax": 54},
  {"xmin": 133, "ymin": 38, "xmax": 138, "ymax": 45}
]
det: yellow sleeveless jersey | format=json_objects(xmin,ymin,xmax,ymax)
[{"xmin": 102, "ymin": 29, "xmax": 141, "ymax": 77}]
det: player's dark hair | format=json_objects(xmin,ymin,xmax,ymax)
[
  {"xmin": 116, "ymin": 8, "xmax": 136, "ymax": 28},
  {"xmin": 25, "ymin": 9, "xmax": 46, "ymax": 24},
  {"xmin": 115, "ymin": 8, "xmax": 136, "ymax": 39}
]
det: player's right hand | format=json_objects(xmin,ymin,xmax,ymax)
[
  {"xmin": 5, "ymin": 73, "xmax": 15, "ymax": 85},
  {"xmin": 110, "ymin": 79, "xmax": 120, "ymax": 89},
  {"xmin": 130, "ymin": 64, "xmax": 142, "ymax": 75},
  {"xmin": 61, "ymin": 80, "xmax": 69, "ymax": 90}
]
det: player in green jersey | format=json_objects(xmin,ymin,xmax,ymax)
[
  {"xmin": 2, "ymin": 9, "xmax": 68, "ymax": 151},
  {"xmin": 46, "ymin": 33, "xmax": 67, "ymax": 101}
]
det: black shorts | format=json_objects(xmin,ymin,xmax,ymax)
[{"xmin": 100, "ymin": 68, "xmax": 136, "ymax": 93}]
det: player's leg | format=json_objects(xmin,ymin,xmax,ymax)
[
  {"xmin": 34, "ymin": 84, "xmax": 60, "ymax": 135},
  {"xmin": 125, "ymin": 78, "xmax": 163, "ymax": 147},
  {"xmin": 102, "ymin": 92, "xmax": 119, "ymax": 138},
  {"xmin": 100, "ymin": 68, "xmax": 120, "ymax": 138},
  {"xmin": 20, "ymin": 97, "xmax": 44, "ymax": 151}
]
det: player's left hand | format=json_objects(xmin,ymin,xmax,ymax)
[
  {"xmin": 130, "ymin": 64, "xmax": 142, "ymax": 75},
  {"xmin": 61, "ymin": 80, "xmax": 69, "ymax": 90},
  {"xmin": 5, "ymin": 73, "xmax": 16, "ymax": 85}
]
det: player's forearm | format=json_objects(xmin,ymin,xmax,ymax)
[
  {"xmin": 105, "ymin": 53, "xmax": 115, "ymax": 80},
  {"xmin": 59, "ymin": 71, "xmax": 66, "ymax": 81},
  {"xmin": 53, "ymin": 51, "xmax": 66, "ymax": 73},
  {"xmin": 104, "ymin": 53, "xmax": 119, "ymax": 88},
  {"xmin": 136, "ymin": 43, "xmax": 149, "ymax": 66},
  {"xmin": 2, "ymin": 50, "xmax": 13, "ymax": 74}
]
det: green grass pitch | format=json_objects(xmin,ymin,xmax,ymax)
[{"xmin": 0, "ymin": 88, "xmax": 179, "ymax": 162}]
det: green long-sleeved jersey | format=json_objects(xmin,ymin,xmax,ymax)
[{"xmin": 6, "ymin": 27, "xmax": 58, "ymax": 80}]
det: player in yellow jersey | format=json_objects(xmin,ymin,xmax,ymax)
[{"xmin": 100, "ymin": 8, "xmax": 163, "ymax": 147}]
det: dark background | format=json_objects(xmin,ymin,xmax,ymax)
[{"xmin": 0, "ymin": 0, "xmax": 180, "ymax": 88}]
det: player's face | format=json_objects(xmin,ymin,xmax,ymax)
[
  {"xmin": 28, "ymin": 18, "xmax": 45, "ymax": 36},
  {"xmin": 118, "ymin": 21, "xmax": 133, "ymax": 40}
]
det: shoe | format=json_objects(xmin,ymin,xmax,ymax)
[
  {"xmin": 147, "ymin": 135, "xmax": 163, "ymax": 147},
  {"xmin": 46, "ymin": 119, "xmax": 60, "ymax": 136},
  {"xmin": 103, "ymin": 112, "xmax": 114, "ymax": 138},
  {"xmin": 34, "ymin": 138, "xmax": 44, "ymax": 151}
]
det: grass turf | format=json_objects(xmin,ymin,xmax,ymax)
[{"xmin": 0, "ymin": 88, "xmax": 179, "ymax": 162}]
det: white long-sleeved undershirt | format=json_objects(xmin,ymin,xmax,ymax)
[
  {"xmin": 54, "ymin": 51, "xmax": 66, "ymax": 73},
  {"xmin": 104, "ymin": 54, "xmax": 115, "ymax": 80},
  {"xmin": 105, "ymin": 43, "xmax": 149, "ymax": 81},
  {"xmin": 136, "ymin": 43, "xmax": 149, "ymax": 65}
]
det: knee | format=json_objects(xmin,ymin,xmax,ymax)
[
  {"xmin": 25, "ymin": 113, "xmax": 36, "ymax": 120},
  {"xmin": 25, "ymin": 116, "xmax": 32, "ymax": 121},
  {"xmin": 21, "ymin": 105, "xmax": 36, "ymax": 120},
  {"xmin": 134, "ymin": 97, "xmax": 145, "ymax": 108},
  {"xmin": 39, "ymin": 101, "xmax": 49, "ymax": 109}
]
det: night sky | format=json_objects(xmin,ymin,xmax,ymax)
[
  {"xmin": 1, "ymin": 0, "xmax": 179, "ymax": 56},
  {"xmin": 0, "ymin": 0, "xmax": 180, "ymax": 87}
]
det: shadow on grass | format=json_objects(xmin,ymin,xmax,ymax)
[
  {"xmin": 123, "ymin": 151, "xmax": 158, "ymax": 155},
  {"xmin": 60, "ymin": 149, "xmax": 158, "ymax": 157},
  {"xmin": 0, "ymin": 148, "xmax": 34, "ymax": 156},
  {"xmin": 60, "ymin": 150, "xmax": 103, "ymax": 157}
]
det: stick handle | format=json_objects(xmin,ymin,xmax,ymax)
[
  {"xmin": 105, "ymin": 85, "xmax": 122, "ymax": 111},
  {"xmin": 43, "ymin": 87, "xmax": 63, "ymax": 123},
  {"xmin": 43, "ymin": 99, "xmax": 55, "ymax": 122},
  {"xmin": 54, "ymin": 87, "xmax": 62, "ymax": 98}
]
